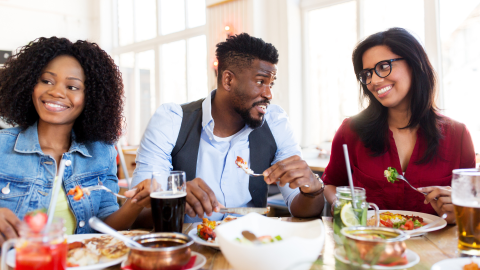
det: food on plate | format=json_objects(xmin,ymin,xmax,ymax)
[
  {"xmin": 67, "ymin": 247, "xmax": 100, "ymax": 267},
  {"xmin": 235, "ymin": 156, "xmax": 254, "ymax": 174},
  {"xmin": 464, "ymin": 262, "xmax": 480, "ymax": 270},
  {"xmin": 236, "ymin": 235, "xmax": 283, "ymax": 244},
  {"xmin": 66, "ymin": 231, "xmax": 148, "ymax": 267},
  {"xmin": 223, "ymin": 215, "xmax": 238, "ymax": 223},
  {"xmin": 384, "ymin": 167, "xmax": 399, "ymax": 183},
  {"xmin": 367, "ymin": 211, "xmax": 427, "ymax": 230},
  {"xmin": 197, "ymin": 218, "xmax": 217, "ymax": 242},
  {"xmin": 68, "ymin": 241, "xmax": 85, "ymax": 250},
  {"xmin": 464, "ymin": 261, "xmax": 479, "ymax": 270},
  {"xmin": 67, "ymin": 186, "xmax": 84, "ymax": 201},
  {"xmin": 197, "ymin": 216, "xmax": 238, "ymax": 242},
  {"xmin": 24, "ymin": 208, "xmax": 48, "ymax": 232}
]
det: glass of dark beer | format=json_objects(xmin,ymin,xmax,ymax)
[
  {"xmin": 150, "ymin": 171, "xmax": 187, "ymax": 233},
  {"xmin": 452, "ymin": 169, "xmax": 480, "ymax": 257}
]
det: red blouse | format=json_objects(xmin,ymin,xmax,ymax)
[{"xmin": 323, "ymin": 117, "xmax": 475, "ymax": 215}]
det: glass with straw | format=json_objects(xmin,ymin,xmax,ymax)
[
  {"xmin": 1, "ymin": 160, "xmax": 68, "ymax": 270},
  {"xmin": 332, "ymin": 145, "xmax": 379, "ymax": 244}
]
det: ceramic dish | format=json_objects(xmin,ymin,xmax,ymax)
[
  {"xmin": 367, "ymin": 210, "xmax": 447, "ymax": 236},
  {"xmin": 216, "ymin": 213, "xmax": 325, "ymax": 270},
  {"xmin": 121, "ymin": 251, "xmax": 206, "ymax": 270},
  {"xmin": 431, "ymin": 257, "xmax": 480, "ymax": 270},
  {"xmin": 188, "ymin": 228, "xmax": 220, "ymax": 249}
]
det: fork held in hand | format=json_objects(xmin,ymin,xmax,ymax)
[
  {"xmin": 396, "ymin": 175, "xmax": 437, "ymax": 201},
  {"xmin": 82, "ymin": 185, "xmax": 127, "ymax": 199}
]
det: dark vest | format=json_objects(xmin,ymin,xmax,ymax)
[{"xmin": 171, "ymin": 98, "xmax": 277, "ymax": 207}]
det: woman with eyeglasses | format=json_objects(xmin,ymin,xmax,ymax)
[{"xmin": 322, "ymin": 28, "xmax": 475, "ymax": 224}]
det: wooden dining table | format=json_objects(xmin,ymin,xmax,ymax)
[
  {"xmin": 94, "ymin": 216, "xmax": 458, "ymax": 270},
  {"xmin": 2, "ymin": 216, "xmax": 457, "ymax": 270}
]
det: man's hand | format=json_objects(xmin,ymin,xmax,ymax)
[
  {"xmin": 124, "ymin": 179, "xmax": 152, "ymax": 208},
  {"xmin": 0, "ymin": 208, "xmax": 21, "ymax": 245},
  {"xmin": 263, "ymin": 155, "xmax": 322, "ymax": 194},
  {"xmin": 185, "ymin": 178, "xmax": 221, "ymax": 218},
  {"xmin": 418, "ymin": 186, "xmax": 455, "ymax": 224}
]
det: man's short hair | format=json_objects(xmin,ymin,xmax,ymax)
[{"xmin": 215, "ymin": 33, "xmax": 279, "ymax": 83}]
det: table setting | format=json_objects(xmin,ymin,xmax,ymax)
[{"xmin": 1, "ymin": 152, "xmax": 479, "ymax": 270}]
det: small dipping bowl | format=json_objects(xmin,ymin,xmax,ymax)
[
  {"xmin": 126, "ymin": 232, "xmax": 194, "ymax": 270},
  {"xmin": 340, "ymin": 226, "xmax": 409, "ymax": 265}
]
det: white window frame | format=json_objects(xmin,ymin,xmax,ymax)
[{"xmin": 111, "ymin": 0, "xmax": 207, "ymax": 145}]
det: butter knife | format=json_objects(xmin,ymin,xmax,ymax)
[{"xmin": 219, "ymin": 207, "xmax": 270, "ymax": 215}]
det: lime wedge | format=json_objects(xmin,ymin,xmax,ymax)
[{"xmin": 340, "ymin": 202, "xmax": 360, "ymax": 227}]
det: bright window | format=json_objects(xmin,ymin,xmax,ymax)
[
  {"xmin": 161, "ymin": 40, "xmax": 187, "ymax": 104},
  {"xmin": 304, "ymin": 0, "xmax": 457, "ymax": 149},
  {"xmin": 160, "ymin": 0, "xmax": 186, "ymax": 35},
  {"xmin": 305, "ymin": 1, "xmax": 358, "ymax": 145},
  {"xmin": 440, "ymin": 0, "xmax": 480, "ymax": 150},
  {"xmin": 363, "ymin": 0, "xmax": 425, "ymax": 43},
  {"xmin": 134, "ymin": 0, "xmax": 156, "ymax": 42},
  {"xmin": 112, "ymin": 0, "xmax": 207, "ymax": 145}
]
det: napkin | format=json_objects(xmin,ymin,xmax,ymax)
[{"xmin": 121, "ymin": 255, "xmax": 197, "ymax": 270}]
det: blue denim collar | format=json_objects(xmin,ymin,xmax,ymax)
[{"xmin": 14, "ymin": 122, "xmax": 91, "ymax": 157}]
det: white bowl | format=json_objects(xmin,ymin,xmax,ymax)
[{"xmin": 216, "ymin": 213, "xmax": 325, "ymax": 270}]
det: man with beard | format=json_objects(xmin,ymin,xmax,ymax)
[{"xmin": 130, "ymin": 33, "xmax": 325, "ymax": 222}]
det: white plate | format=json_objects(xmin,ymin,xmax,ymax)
[
  {"xmin": 7, "ymin": 234, "xmax": 126, "ymax": 270},
  {"xmin": 121, "ymin": 251, "xmax": 206, "ymax": 270},
  {"xmin": 334, "ymin": 247, "xmax": 420, "ymax": 269},
  {"xmin": 188, "ymin": 228, "xmax": 220, "ymax": 249},
  {"xmin": 367, "ymin": 210, "xmax": 447, "ymax": 236},
  {"xmin": 431, "ymin": 257, "xmax": 480, "ymax": 270}
]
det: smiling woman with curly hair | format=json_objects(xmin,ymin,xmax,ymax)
[
  {"xmin": 0, "ymin": 37, "xmax": 151, "ymax": 240},
  {"xmin": 0, "ymin": 37, "xmax": 123, "ymax": 143}
]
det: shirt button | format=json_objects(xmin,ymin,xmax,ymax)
[
  {"xmin": 65, "ymin": 160, "xmax": 72, "ymax": 166},
  {"xmin": 79, "ymin": 221, "xmax": 85, "ymax": 227},
  {"xmin": 209, "ymin": 137, "xmax": 213, "ymax": 140}
]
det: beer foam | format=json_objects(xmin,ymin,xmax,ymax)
[
  {"xmin": 453, "ymin": 199, "xmax": 480, "ymax": 208},
  {"xmin": 150, "ymin": 191, "xmax": 187, "ymax": 199}
]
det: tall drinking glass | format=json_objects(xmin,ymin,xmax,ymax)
[
  {"xmin": 150, "ymin": 171, "xmax": 187, "ymax": 233},
  {"xmin": 452, "ymin": 169, "xmax": 480, "ymax": 257}
]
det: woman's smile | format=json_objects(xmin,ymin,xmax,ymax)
[
  {"xmin": 376, "ymin": 84, "xmax": 393, "ymax": 98},
  {"xmin": 42, "ymin": 100, "xmax": 70, "ymax": 112}
]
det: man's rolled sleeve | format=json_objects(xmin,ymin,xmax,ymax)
[
  {"xmin": 132, "ymin": 103, "xmax": 183, "ymax": 187},
  {"xmin": 265, "ymin": 105, "xmax": 302, "ymax": 212}
]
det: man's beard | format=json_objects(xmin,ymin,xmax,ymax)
[{"xmin": 232, "ymin": 87, "xmax": 266, "ymax": 129}]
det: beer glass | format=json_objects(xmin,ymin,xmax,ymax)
[
  {"xmin": 150, "ymin": 171, "xmax": 187, "ymax": 233},
  {"xmin": 452, "ymin": 169, "xmax": 480, "ymax": 257}
]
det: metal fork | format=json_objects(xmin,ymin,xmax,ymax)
[
  {"xmin": 396, "ymin": 175, "xmax": 437, "ymax": 201},
  {"xmin": 82, "ymin": 185, "xmax": 127, "ymax": 199},
  {"xmin": 246, "ymin": 172, "xmax": 264, "ymax": 177}
]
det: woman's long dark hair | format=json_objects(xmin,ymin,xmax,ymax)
[{"xmin": 351, "ymin": 27, "xmax": 443, "ymax": 164}]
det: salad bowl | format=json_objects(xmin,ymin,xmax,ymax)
[{"xmin": 216, "ymin": 213, "xmax": 325, "ymax": 270}]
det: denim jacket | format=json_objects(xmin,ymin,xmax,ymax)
[{"xmin": 0, "ymin": 123, "xmax": 119, "ymax": 234}]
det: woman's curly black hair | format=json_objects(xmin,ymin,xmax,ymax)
[{"xmin": 0, "ymin": 37, "xmax": 124, "ymax": 144}]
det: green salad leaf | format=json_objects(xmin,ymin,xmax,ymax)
[
  {"xmin": 384, "ymin": 167, "xmax": 399, "ymax": 183},
  {"xmin": 413, "ymin": 219, "xmax": 422, "ymax": 228}
]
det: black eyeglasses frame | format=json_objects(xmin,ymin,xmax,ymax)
[{"xmin": 358, "ymin": 58, "xmax": 405, "ymax": 85}]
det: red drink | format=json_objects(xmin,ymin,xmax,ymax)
[{"xmin": 16, "ymin": 240, "xmax": 67, "ymax": 270}]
